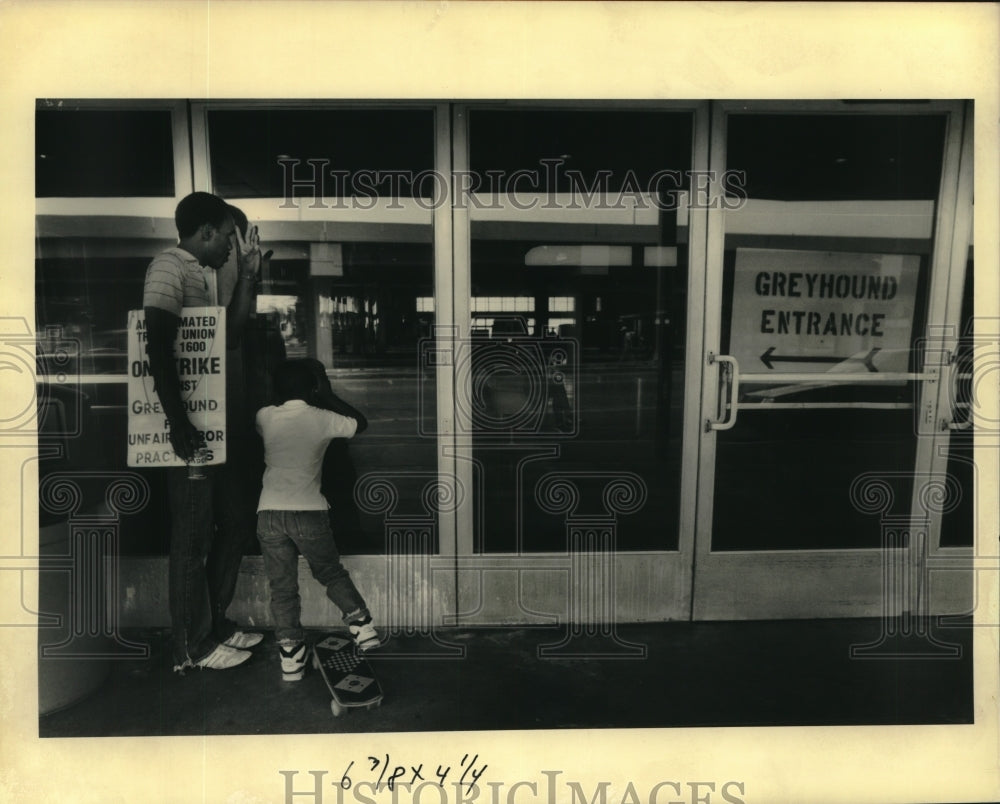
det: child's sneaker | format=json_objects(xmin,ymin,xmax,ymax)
[
  {"xmin": 348, "ymin": 617, "xmax": 380, "ymax": 651},
  {"xmin": 279, "ymin": 641, "xmax": 308, "ymax": 681}
]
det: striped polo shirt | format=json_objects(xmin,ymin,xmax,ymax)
[{"xmin": 142, "ymin": 247, "xmax": 216, "ymax": 315}]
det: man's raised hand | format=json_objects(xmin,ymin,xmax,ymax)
[{"xmin": 235, "ymin": 222, "xmax": 262, "ymax": 278}]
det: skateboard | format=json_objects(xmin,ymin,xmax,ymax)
[{"xmin": 312, "ymin": 633, "xmax": 383, "ymax": 717}]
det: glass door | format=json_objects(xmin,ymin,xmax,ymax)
[
  {"xmin": 191, "ymin": 102, "xmax": 456, "ymax": 637},
  {"xmin": 451, "ymin": 104, "xmax": 709, "ymax": 627},
  {"xmin": 694, "ymin": 101, "xmax": 973, "ymax": 619}
]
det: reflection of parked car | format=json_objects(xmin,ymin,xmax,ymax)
[
  {"xmin": 468, "ymin": 317, "xmax": 575, "ymax": 435},
  {"xmin": 37, "ymin": 347, "xmax": 128, "ymax": 377},
  {"xmin": 80, "ymin": 347, "xmax": 129, "ymax": 374},
  {"xmin": 38, "ymin": 326, "xmax": 130, "ymax": 376}
]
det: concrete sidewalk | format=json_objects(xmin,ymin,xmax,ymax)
[{"xmin": 39, "ymin": 619, "xmax": 973, "ymax": 736}]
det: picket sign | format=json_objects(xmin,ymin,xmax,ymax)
[{"xmin": 126, "ymin": 307, "xmax": 227, "ymax": 468}]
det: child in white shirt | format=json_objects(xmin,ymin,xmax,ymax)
[{"xmin": 255, "ymin": 358, "xmax": 378, "ymax": 681}]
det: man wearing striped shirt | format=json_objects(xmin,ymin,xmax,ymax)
[{"xmin": 143, "ymin": 191, "xmax": 265, "ymax": 672}]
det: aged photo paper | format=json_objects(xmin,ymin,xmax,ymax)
[{"xmin": 2, "ymin": 2, "xmax": 998, "ymax": 803}]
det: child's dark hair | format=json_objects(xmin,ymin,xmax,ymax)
[
  {"xmin": 273, "ymin": 359, "xmax": 320, "ymax": 404},
  {"xmin": 228, "ymin": 204, "xmax": 248, "ymax": 237}
]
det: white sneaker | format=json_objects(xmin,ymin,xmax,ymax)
[
  {"xmin": 279, "ymin": 641, "xmax": 308, "ymax": 681},
  {"xmin": 349, "ymin": 619, "xmax": 380, "ymax": 651},
  {"xmin": 195, "ymin": 643, "xmax": 252, "ymax": 670},
  {"xmin": 224, "ymin": 630, "xmax": 264, "ymax": 649}
]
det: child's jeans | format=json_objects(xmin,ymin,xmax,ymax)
[{"xmin": 256, "ymin": 509, "xmax": 370, "ymax": 643}]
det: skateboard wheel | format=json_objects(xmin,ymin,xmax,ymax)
[{"xmin": 330, "ymin": 699, "xmax": 346, "ymax": 717}]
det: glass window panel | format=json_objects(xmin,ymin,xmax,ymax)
[
  {"xmin": 469, "ymin": 108, "xmax": 693, "ymax": 554},
  {"xmin": 36, "ymin": 245, "xmax": 176, "ymax": 553},
  {"xmin": 206, "ymin": 107, "xmax": 440, "ymax": 555},
  {"xmin": 36, "ymin": 106, "xmax": 439, "ymax": 557},
  {"xmin": 36, "ymin": 255, "xmax": 143, "ymax": 377},
  {"xmin": 471, "ymin": 109, "xmax": 694, "ymax": 193},
  {"xmin": 207, "ymin": 108, "xmax": 434, "ymax": 199},
  {"xmin": 36, "ymin": 106, "xmax": 175, "ymax": 197},
  {"xmin": 260, "ymin": 240, "xmax": 438, "ymax": 553},
  {"xmin": 36, "ymin": 236, "xmax": 439, "ymax": 555},
  {"xmin": 712, "ymin": 112, "xmax": 946, "ymax": 551},
  {"xmin": 727, "ymin": 113, "xmax": 947, "ymax": 201}
]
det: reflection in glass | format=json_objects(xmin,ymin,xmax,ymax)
[
  {"xmin": 207, "ymin": 108, "xmax": 434, "ymax": 199},
  {"xmin": 36, "ymin": 107, "xmax": 175, "ymax": 197},
  {"xmin": 468, "ymin": 109, "xmax": 693, "ymax": 554},
  {"xmin": 712, "ymin": 112, "xmax": 946, "ymax": 551},
  {"xmin": 256, "ymin": 241, "xmax": 438, "ymax": 554}
]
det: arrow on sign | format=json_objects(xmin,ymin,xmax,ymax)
[{"xmin": 760, "ymin": 346, "xmax": 881, "ymax": 372}]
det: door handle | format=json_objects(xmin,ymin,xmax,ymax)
[{"xmin": 706, "ymin": 353, "xmax": 740, "ymax": 432}]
